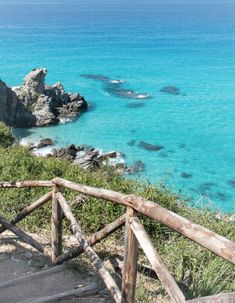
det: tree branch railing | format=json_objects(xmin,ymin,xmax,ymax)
[{"xmin": 0, "ymin": 177, "xmax": 234, "ymax": 303}]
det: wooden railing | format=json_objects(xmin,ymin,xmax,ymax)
[{"xmin": 0, "ymin": 178, "xmax": 234, "ymax": 303}]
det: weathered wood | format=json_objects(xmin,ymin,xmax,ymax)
[
  {"xmin": 56, "ymin": 213, "xmax": 126, "ymax": 264},
  {"xmin": 25, "ymin": 283, "xmax": 99, "ymax": 303},
  {"xmin": 130, "ymin": 217, "xmax": 185, "ymax": 303},
  {"xmin": 0, "ymin": 192, "xmax": 52, "ymax": 235},
  {"xmin": 53, "ymin": 178, "xmax": 235, "ymax": 264},
  {"xmin": 121, "ymin": 207, "xmax": 138, "ymax": 303},
  {"xmin": 0, "ymin": 180, "xmax": 53, "ymax": 188},
  {"xmin": 186, "ymin": 292, "xmax": 235, "ymax": 303},
  {"xmin": 56, "ymin": 192, "xmax": 122, "ymax": 303},
  {"xmin": 0, "ymin": 215, "xmax": 50, "ymax": 258},
  {"xmin": 51, "ymin": 185, "xmax": 63, "ymax": 265}
]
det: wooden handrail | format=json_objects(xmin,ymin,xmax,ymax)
[
  {"xmin": 52, "ymin": 178, "xmax": 235, "ymax": 265},
  {"xmin": 0, "ymin": 178, "xmax": 234, "ymax": 303},
  {"xmin": 0, "ymin": 180, "xmax": 53, "ymax": 188}
]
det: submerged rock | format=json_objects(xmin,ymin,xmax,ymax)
[
  {"xmin": 160, "ymin": 86, "xmax": 181, "ymax": 95},
  {"xmin": 138, "ymin": 141, "xmax": 164, "ymax": 151},
  {"xmin": 228, "ymin": 179, "xmax": 235, "ymax": 188},
  {"xmin": 80, "ymin": 74, "xmax": 110, "ymax": 81},
  {"xmin": 81, "ymin": 73, "xmax": 151, "ymax": 100},
  {"xmin": 127, "ymin": 140, "xmax": 136, "ymax": 147},
  {"xmin": 181, "ymin": 172, "xmax": 192, "ymax": 179},
  {"xmin": 127, "ymin": 160, "xmax": 145, "ymax": 174},
  {"xmin": 0, "ymin": 68, "xmax": 87, "ymax": 127},
  {"xmin": 127, "ymin": 102, "xmax": 145, "ymax": 108}
]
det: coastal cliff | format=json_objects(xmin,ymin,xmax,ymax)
[{"xmin": 0, "ymin": 68, "xmax": 87, "ymax": 127}]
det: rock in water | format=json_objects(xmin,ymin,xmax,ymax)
[
  {"xmin": 36, "ymin": 138, "xmax": 54, "ymax": 149},
  {"xmin": 138, "ymin": 141, "xmax": 164, "ymax": 151},
  {"xmin": 160, "ymin": 86, "xmax": 181, "ymax": 95},
  {"xmin": 0, "ymin": 68, "xmax": 88, "ymax": 127}
]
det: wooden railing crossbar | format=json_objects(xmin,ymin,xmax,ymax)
[
  {"xmin": 0, "ymin": 215, "xmax": 51, "ymax": 259},
  {"xmin": 0, "ymin": 191, "xmax": 52, "ymax": 235},
  {"xmin": 0, "ymin": 178, "xmax": 234, "ymax": 303},
  {"xmin": 56, "ymin": 192, "xmax": 122, "ymax": 303},
  {"xmin": 56, "ymin": 213, "xmax": 126, "ymax": 264}
]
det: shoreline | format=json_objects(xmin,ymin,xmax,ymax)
[{"xmin": 16, "ymin": 136, "xmax": 235, "ymax": 218}]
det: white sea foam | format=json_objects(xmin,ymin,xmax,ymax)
[
  {"xmin": 59, "ymin": 117, "xmax": 74, "ymax": 124},
  {"xmin": 32, "ymin": 147, "xmax": 53, "ymax": 157},
  {"xmin": 109, "ymin": 80, "xmax": 124, "ymax": 84},
  {"xmin": 11, "ymin": 86, "xmax": 20, "ymax": 91},
  {"xmin": 136, "ymin": 94, "xmax": 150, "ymax": 99},
  {"xmin": 19, "ymin": 138, "xmax": 34, "ymax": 147}
]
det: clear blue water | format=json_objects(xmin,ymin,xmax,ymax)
[{"xmin": 0, "ymin": 0, "xmax": 235, "ymax": 213}]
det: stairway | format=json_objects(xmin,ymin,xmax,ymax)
[{"xmin": 0, "ymin": 254, "xmax": 111, "ymax": 303}]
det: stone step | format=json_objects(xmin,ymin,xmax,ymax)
[
  {"xmin": 0, "ymin": 263, "xmax": 98, "ymax": 303},
  {"xmin": 0, "ymin": 254, "xmax": 33, "ymax": 284}
]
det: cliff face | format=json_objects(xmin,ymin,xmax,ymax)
[
  {"xmin": 0, "ymin": 80, "xmax": 36, "ymax": 127},
  {"xmin": 0, "ymin": 68, "xmax": 87, "ymax": 127}
]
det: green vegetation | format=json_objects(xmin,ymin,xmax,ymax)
[
  {"xmin": 0, "ymin": 123, "xmax": 234, "ymax": 300},
  {"xmin": 0, "ymin": 122, "xmax": 15, "ymax": 148}
]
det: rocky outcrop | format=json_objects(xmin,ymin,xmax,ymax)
[
  {"xmin": 0, "ymin": 68, "xmax": 87, "ymax": 127},
  {"xmin": 0, "ymin": 80, "xmax": 36, "ymax": 127}
]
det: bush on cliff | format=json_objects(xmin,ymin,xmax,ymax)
[
  {"xmin": 0, "ymin": 143, "xmax": 234, "ymax": 300},
  {"xmin": 0, "ymin": 122, "xmax": 14, "ymax": 148}
]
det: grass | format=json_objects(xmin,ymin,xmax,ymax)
[{"xmin": 0, "ymin": 124, "xmax": 234, "ymax": 300}]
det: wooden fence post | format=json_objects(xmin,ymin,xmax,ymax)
[
  {"xmin": 121, "ymin": 207, "xmax": 139, "ymax": 303},
  {"xmin": 51, "ymin": 185, "xmax": 63, "ymax": 264}
]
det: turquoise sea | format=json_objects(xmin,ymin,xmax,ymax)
[{"xmin": 0, "ymin": 0, "xmax": 235, "ymax": 213}]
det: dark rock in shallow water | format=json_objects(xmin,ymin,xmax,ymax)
[
  {"xmin": 0, "ymin": 68, "xmax": 88, "ymax": 128},
  {"xmin": 178, "ymin": 144, "xmax": 186, "ymax": 149},
  {"xmin": 127, "ymin": 140, "xmax": 136, "ymax": 147},
  {"xmin": 216, "ymin": 192, "xmax": 229, "ymax": 201},
  {"xmin": 97, "ymin": 151, "xmax": 118, "ymax": 162},
  {"xmin": 198, "ymin": 182, "xmax": 216, "ymax": 192},
  {"xmin": 105, "ymin": 81, "xmax": 150, "ymax": 100},
  {"xmin": 138, "ymin": 141, "xmax": 164, "ymax": 151},
  {"xmin": 127, "ymin": 160, "xmax": 145, "ymax": 174},
  {"xmin": 158, "ymin": 152, "xmax": 168, "ymax": 158},
  {"xmin": 228, "ymin": 180, "xmax": 235, "ymax": 188},
  {"xmin": 80, "ymin": 74, "xmax": 110, "ymax": 81},
  {"xmin": 36, "ymin": 138, "xmax": 54, "ymax": 149},
  {"xmin": 181, "ymin": 172, "xmax": 192, "ymax": 179},
  {"xmin": 160, "ymin": 86, "xmax": 181, "ymax": 95},
  {"xmin": 127, "ymin": 102, "xmax": 145, "ymax": 108},
  {"xmin": 81, "ymin": 73, "xmax": 151, "ymax": 100}
]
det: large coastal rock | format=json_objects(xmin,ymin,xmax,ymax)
[
  {"xmin": 0, "ymin": 68, "xmax": 87, "ymax": 127},
  {"xmin": 0, "ymin": 80, "xmax": 36, "ymax": 127}
]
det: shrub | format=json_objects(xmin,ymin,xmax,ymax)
[{"xmin": 0, "ymin": 122, "xmax": 14, "ymax": 148}]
